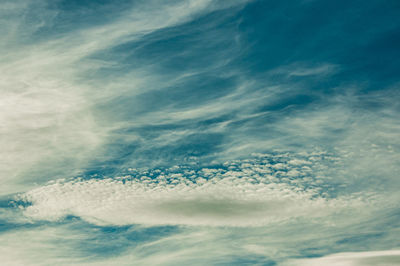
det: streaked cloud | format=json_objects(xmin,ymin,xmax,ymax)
[
  {"xmin": 0, "ymin": 0, "xmax": 250, "ymax": 195},
  {"xmin": 284, "ymin": 250, "xmax": 400, "ymax": 266},
  {"xmin": 270, "ymin": 62, "xmax": 339, "ymax": 77},
  {"xmin": 1, "ymin": 0, "xmax": 399, "ymax": 265}
]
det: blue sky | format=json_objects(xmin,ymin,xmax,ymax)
[{"xmin": 0, "ymin": 0, "xmax": 399, "ymax": 265}]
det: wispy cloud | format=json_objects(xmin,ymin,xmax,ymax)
[
  {"xmin": 270, "ymin": 62, "xmax": 339, "ymax": 77},
  {"xmin": 0, "ymin": 0, "xmax": 249, "ymax": 195},
  {"xmin": 1, "ymin": 0, "xmax": 399, "ymax": 265},
  {"xmin": 283, "ymin": 250, "xmax": 400, "ymax": 266}
]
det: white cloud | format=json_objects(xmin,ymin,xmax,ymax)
[
  {"xmin": 18, "ymin": 153, "xmax": 370, "ymax": 227},
  {"xmin": 0, "ymin": 225, "xmax": 85, "ymax": 266},
  {"xmin": 283, "ymin": 250, "xmax": 400, "ymax": 266},
  {"xmin": 0, "ymin": 0, "xmax": 249, "ymax": 195},
  {"xmin": 1, "ymin": 1, "xmax": 399, "ymax": 265},
  {"xmin": 269, "ymin": 62, "xmax": 338, "ymax": 77}
]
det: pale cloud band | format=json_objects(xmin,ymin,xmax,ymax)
[
  {"xmin": 284, "ymin": 250, "xmax": 400, "ymax": 266},
  {"xmin": 18, "ymin": 152, "xmax": 373, "ymax": 227}
]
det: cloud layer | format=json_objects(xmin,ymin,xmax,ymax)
[
  {"xmin": 1, "ymin": 0, "xmax": 399, "ymax": 265},
  {"xmin": 284, "ymin": 250, "xmax": 400, "ymax": 266},
  {"xmin": 19, "ymin": 152, "xmax": 372, "ymax": 227}
]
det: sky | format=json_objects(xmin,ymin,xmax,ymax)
[{"xmin": 0, "ymin": 0, "xmax": 399, "ymax": 265}]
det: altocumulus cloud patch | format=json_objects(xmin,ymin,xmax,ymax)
[{"xmin": 18, "ymin": 152, "xmax": 373, "ymax": 227}]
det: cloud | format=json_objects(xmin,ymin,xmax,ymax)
[
  {"xmin": 18, "ymin": 153, "xmax": 371, "ymax": 227},
  {"xmin": 1, "ymin": 1, "xmax": 399, "ymax": 265},
  {"xmin": 283, "ymin": 250, "xmax": 400, "ymax": 266},
  {"xmin": 270, "ymin": 62, "xmax": 339, "ymax": 77},
  {"xmin": 0, "ymin": 0, "xmax": 250, "ymax": 195}
]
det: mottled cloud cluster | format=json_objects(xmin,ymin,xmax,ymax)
[{"xmin": 19, "ymin": 152, "xmax": 372, "ymax": 227}]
